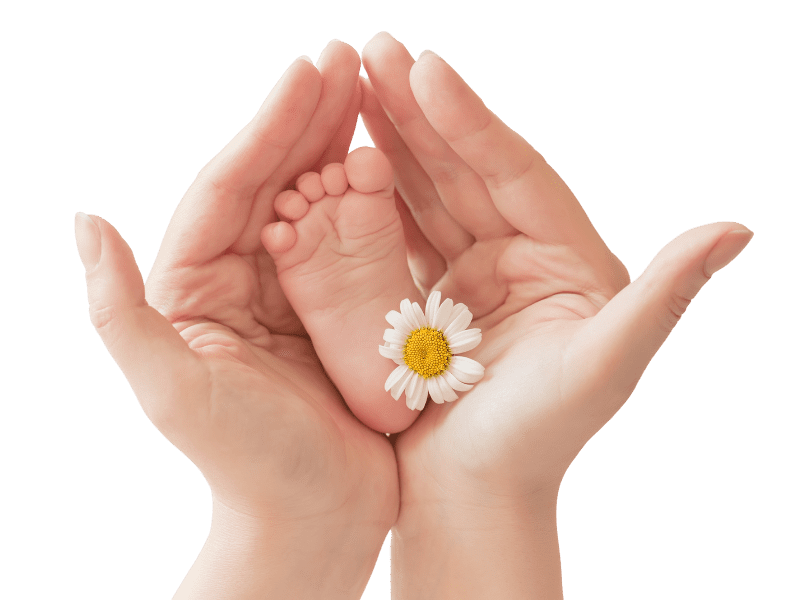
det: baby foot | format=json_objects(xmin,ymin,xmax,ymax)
[{"xmin": 261, "ymin": 147, "xmax": 424, "ymax": 433}]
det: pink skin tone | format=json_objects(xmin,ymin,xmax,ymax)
[
  {"xmin": 261, "ymin": 146, "xmax": 424, "ymax": 434},
  {"xmin": 74, "ymin": 32, "xmax": 753, "ymax": 599},
  {"xmin": 75, "ymin": 42, "xmax": 399, "ymax": 599},
  {"xmin": 358, "ymin": 32, "xmax": 752, "ymax": 598}
]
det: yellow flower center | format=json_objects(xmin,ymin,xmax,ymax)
[{"xmin": 403, "ymin": 327, "xmax": 452, "ymax": 378}]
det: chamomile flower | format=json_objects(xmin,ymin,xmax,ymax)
[{"xmin": 378, "ymin": 291, "xmax": 484, "ymax": 411}]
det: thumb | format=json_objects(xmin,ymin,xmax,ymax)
[
  {"xmin": 573, "ymin": 222, "xmax": 753, "ymax": 416},
  {"xmin": 75, "ymin": 212, "xmax": 204, "ymax": 429}
]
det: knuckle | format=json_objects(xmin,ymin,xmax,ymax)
[
  {"xmin": 89, "ymin": 302, "xmax": 117, "ymax": 333},
  {"xmin": 660, "ymin": 292, "xmax": 693, "ymax": 334},
  {"xmin": 193, "ymin": 168, "xmax": 254, "ymax": 202},
  {"xmin": 429, "ymin": 164, "xmax": 461, "ymax": 186},
  {"xmin": 488, "ymin": 155, "xmax": 535, "ymax": 189},
  {"xmin": 205, "ymin": 174, "xmax": 241, "ymax": 199}
]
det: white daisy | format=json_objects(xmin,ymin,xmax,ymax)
[{"xmin": 378, "ymin": 291, "xmax": 485, "ymax": 411}]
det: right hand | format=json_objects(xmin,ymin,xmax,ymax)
[{"xmin": 75, "ymin": 40, "xmax": 398, "ymax": 567}]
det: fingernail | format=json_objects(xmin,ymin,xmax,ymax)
[
  {"xmin": 75, "ymin": 212, "xmax": 101, "ymax": 271},
  {"xmin": 704, "ymin": 228, "xmax": 754, "ymax": 276},
  {"xmin": 419, "ymin": 49, "xmax": 441, "ymax": 60},
  {"xmin": 297, "ymin": 55, "xmax": 313, "ymax": 64}
]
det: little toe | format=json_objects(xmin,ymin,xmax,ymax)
[
  {"xmin": 344, "ymin": 147, "xmax": 394, "ymax": 195},
  {"xmin": 321, "ymin": 163, "xmax": 348, "ymax": 196},
  {"xmin": 261, "ymin": 221, "xmax": 297, "ymax": 254},
  {"xmin": 296, "ymin": 172, "xmax": 325, "ymax": 202},
  {"xmin": 274, "ymin": 190, "xmax": 309, "ymax": 221}
]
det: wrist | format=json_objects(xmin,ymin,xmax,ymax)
[
  {"xmin": 174, "ymin": 497, "xmax": 388, "ymax": 599},
  {"xmin": 392, "ymin": 484, "xmax": 563, "ymax": 600}
]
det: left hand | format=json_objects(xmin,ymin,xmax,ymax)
[{"xmin": 361, "ymin": 31, "xmax": 751, "ymax": 523}]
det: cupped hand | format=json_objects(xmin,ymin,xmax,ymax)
[
  {"xmin": 76, "ymin": 42, "xmax": 398, "ymax": 593},
  {"xmin": 361, "ymin": 33, "xmax": 752, "ymax": 512}
]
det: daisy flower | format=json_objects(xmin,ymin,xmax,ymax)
[{"xmin": 379, "ymin": 291, "xmax": 485, "ymax": 411}]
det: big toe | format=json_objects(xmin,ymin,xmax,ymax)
[{"xmin": 344, "ymin": 147, "xmax": 394, "ymax": 195}]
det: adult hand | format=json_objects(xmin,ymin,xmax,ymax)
[
  {"xmin": 75, "ymin": 41, "xmax": 397, "ymax": 599},
  {"xmin": 361, "ymin": 32, "xmax": 752, "ymax": 599}
]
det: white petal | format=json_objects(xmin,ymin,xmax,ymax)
[
  {"xmin": 391, "ymin": 368, "xmax": 416, "ymax": 400},
  {"xmin": 448, "ymin": 329, "xmax": 482, "ymax": 354},
  {"xmin": 378, "ymin": 344, "xmax": 404, "ymax": 360},
  {"xmin": 428, "ymin": 376, "xmax": 445, "ymax": 404},
  {"xmin": 444, "ymin": 370, "xmax": 474, "ymax": 392},
  {"xmin": 402, "ymin": 299, "xmax": 421, "ymax": 329},
  {"xmin": 400, "ymin": 309, "xmax": 417, "ymax": 332},
  {"xmin": 436, "ymin": 375, "xmax": 460, "ymax": 402},
  {"xmin": 412, "ymin": 378, "xmax": 429, "ymax": 411},
  {"xmin": 431, "ymin": 298, "xmax": 454, "ymax": 331},
  {"xmin": 385, "ymin": 364, "xmax": 409, "ymax": 392},
  {"xmin": 425, "ymin": 291, "xmax": 441, "ymax": 325},
  {"xmin": 443, "ymin": 303, "xmax": 466, "ymax": 330},
  {"xmin": 444, "ymin": 304, "xmax": 472, "ymax": 337},
  {"xmin": 448, "ymin": 356, "xmax": 485, "ymax": 384},
  {"xmin": 404, "ymin": 374, "xmax": 422, "ymax": 409},
  {"xmin": 388, "ymin": 342, "xmax": 405, "ymax": 364},
  {"xmin": 411, "ymin": 302, "xmax": 427, "ymax": 328},
  {"xmin": 385, "ymin": 310, "xmax": 412, "ymax": 337},
  {"xmin": 383, "ymin": 328, "xmax": 407, "ymax": 345},
  {"xmin": 444, "ymin": 304, "xmax": 473, "ymax": 337},
  {"xmin": 399, "ymin": 299, "xmax": 418, "ymax": 329}
]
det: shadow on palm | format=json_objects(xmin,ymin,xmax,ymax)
[
  {"xmin": 366, "ymin": 38, "xmax": 749, "ymax": 519},
  {"xmin": 131, "ymin": 43, "xmax": 397, "ymax": 523},
  {"xmin": 396, "ymin": 227, "xmax": 630, "ymax": 499}
]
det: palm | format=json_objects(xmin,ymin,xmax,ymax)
[
  {"xmin": 395, "ymin": 232, "xmax": 625, "ymax": 495},
  {"xmin": 151, "ymin": 246, "xmax": 394, "ymax": 518},
  {"xmin": 361, "ymin": 34, "xmax": 630, "ymax": 501},
  {"xmin": 364, "ymin": 36, "xmax": 749, "ymax": 532},
  {"xmin": 138, "ymin": 44, "xmax": 397, "ymax": 522}
]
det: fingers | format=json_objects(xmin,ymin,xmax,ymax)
[
  {"xmin": 359, "ymin": 77, "xmax": 448, "ymax": 290},
  {"xmin": 394, "ymin": 188, "xmax": 447, "ymax": 293},
  {"xmin": 310, "ymin": 68, "xmax": 362, "ymax": 170},
  {"xmin": 409, "ymin": 51, "xmax": 609, "ymax": 256},
  {"xmin": 285, "ymin": 41, "xmax": 361, "ymax": 177},
  {"xmin": 362, "ymin": 33, "xmax": 515, "ymax": 242},
  {"xmin": 156, "ymin": 57, "xmax": 322, "ymax": 270},
  {"xmin": 571, "ymin": 223, "xmax": 753, "ymax": 420},
  {"xmin": 263, "ymin": 40, "xmax": 361, "ymax": 187},
  {"xmin": 234, "ymin": 41, "xmax": 362, "ymax": 255},
  {"xmin": 75, "ymin": 213, "xmax": 206, "ymax": 433},
  {"xmin": 360, "ymin": 75, "xmax": 472, "ymax": 262}
]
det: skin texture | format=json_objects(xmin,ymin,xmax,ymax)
[
  {"xmin": 74, "ymin": 33, "xmax": 754, "ymax": 599},
  {"xmin": 75, "ymin": 42, "xmax": 399, "ymax": 599},
  {"xmin": 360, "ymin": 32, "xmax": 753, "ymax": 599},
  {"xmin": 262, "ymin": 147, "xmax": 424, "ymax": 434}
]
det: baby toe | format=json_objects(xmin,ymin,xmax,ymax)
[
  {"xmin": 261, "ymin": 221, "xmax": 297, "ymax": 254},
  {"xmin": 296, "ymin": 172, "xmax": 325, "ymax": 202},
  {"xmin": 321, "ymin": 163, "xmax": 348, "ymax": 196},
  {"xmin": 274, "ymin": 190, "xmax": 309, "ymax": 221},
  {"xmin": 344, "ymin": 147, "xmax": 394, "ymax": 194}
]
